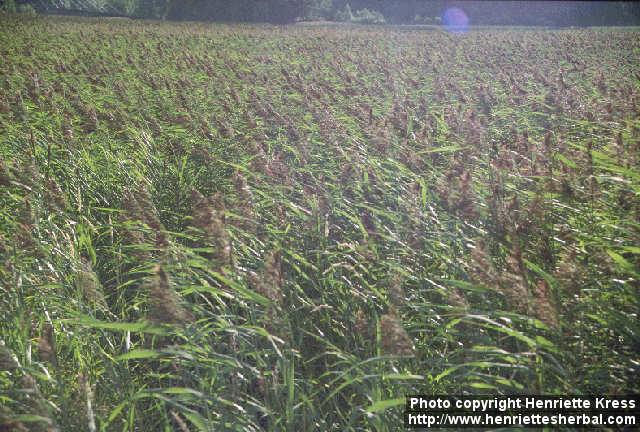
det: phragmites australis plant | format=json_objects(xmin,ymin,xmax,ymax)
[{"xmin": 0, "ymin": 14, "xmax": 638, "ymax": 431}]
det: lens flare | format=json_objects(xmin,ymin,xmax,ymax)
[{"xmin": 442, "ymin": 7, "xmax": 469, "ymax": 33}]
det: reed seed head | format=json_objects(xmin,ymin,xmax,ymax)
[
  {"xmin": 147, "ymin": 265, "xmax": 193, "ymax": 325},
  {"xmin": 380, "ymin": 313, "xmax": 414, "ymax": 356}
]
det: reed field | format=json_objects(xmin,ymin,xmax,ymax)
[{"xmin": 0, "ymin": 14, "xmax": 638, "ymax": 431}]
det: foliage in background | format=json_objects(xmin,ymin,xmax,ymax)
[
  {"xmin": 0, "ymin": 14, "xmax": 638, "ymax": 431},
  {"xmin": 413, "ymin": 14, "xmax": 441, "ymax": 25},
  {"xmin": 350, "ymin": 7, "xmax": 385, "ymax": 24},
  {"xmin": 330, "ymin": 3, "xmax": 385, "ymax": 25},
  {"xmin": 301, "ymin": 0, "xmax": 333, "ymax": 21},
  {"xmin": 1, "ymin": 0, "xmax": 17, "ymax": 13},
  {"xmin": 10, "ymin": 0, "xmax": 640, "ymax": 25},
  {"xmin": 334, "ymin": 2, "xmax": 352, "ymax": 22},
  {"xmin": 0, "ymin": 2, "xmax": 36, "ymax": 19}
]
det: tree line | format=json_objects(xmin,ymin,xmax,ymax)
[{"xmin": 6, "ymin": 0, "xmax": 640, "ymax": 26}]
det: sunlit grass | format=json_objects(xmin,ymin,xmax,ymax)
[{"xmin": 0, "ymin": 14, "xmax": 638, "ymax": 431}]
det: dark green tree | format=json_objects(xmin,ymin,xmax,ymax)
[
  {"xmin": 135, "ymin": 0, "xmax": 169, "ymax": 18},
  {"xmin": 302, "ymin": 0, "xmax": 333, "ymax": 21}
]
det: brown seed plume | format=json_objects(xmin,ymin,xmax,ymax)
[
  {"xmin": 20, "ymin": 374, "xmax": 58, "ymax": 431},
  {"xmin": 387, "ymin": 272, "xmax": 405, "ymax": 307},
  {"xmin": 121, "ymin": 186, "xmax": 168, "ymax": 251},
  {"xmin": 37, "ymin": 323, "xmax": 56, "ymax": 366},
  {"xmin": 380, "ymin": 313, "xmax": 414, "ymax": 356},
  {"xmin": 191, "ymin": 189, "xmax": 231, "ymax": 270},
  {"xmin": 233, "ymin": 171, "xmax": 256, "ymax": 231},
  {"xmin": 76, "ymin": 258, "xmax": 107, "ymax": 310},
  {"xmin": 500, "ymin": 245, "xmax": 531, "ymax": 315},
  {"xmin": 0, "ymin": 160, "xmax": 12, "ymax": 187},
  {"xmin": 533, "ymin": 280, "xmax": 559, "ymax": 328},
  {"xmin": 447, "ymin": 289, "xmax": 469, "ymax": 309},
  {"xmin": 45, "ymin": 178, "xmax": 67, "ymax": 211},
  {"xmin": 469, "ymin": 241, "xmax": 531, "ymax": 315},
  {"xmin": 354, "ymin": 309, "xmax": 372, "ymax": 341},
  {"xmin": 147, "ymin": 265, "xmax": 193, "ymax": 325},
  {"xmin": 0, "ymin": 341, "xmax": 19, "ymax": 371},
  {"xmin": 249, "ymin": 250, "xmax": 283, "ymax": 305},
  {"xmin": 469, "ymin": 241, "xmax": 499, "ymax": 288}
]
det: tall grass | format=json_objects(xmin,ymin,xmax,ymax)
[{"xmin": 0, "ymin": 14, "xmax": 638, "ymax": 431}]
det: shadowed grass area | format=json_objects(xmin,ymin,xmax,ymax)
[{"xmin": 0, "ymin": 14, "xmax": 638, "ymax": 431}]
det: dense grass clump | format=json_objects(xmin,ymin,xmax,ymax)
[{"xmin": 0, "ymin": 15, "xmax": 638, "ymax": 431}]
